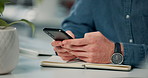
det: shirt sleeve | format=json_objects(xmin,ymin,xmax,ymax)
[
  {"xmin": 122, "ymin": 43, "xmax": 148, "ymax": 67},
  {"xmin": 62, "ymin": 0, "xmax": 95, "ymax": 38}
]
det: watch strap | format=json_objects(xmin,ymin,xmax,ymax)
[{"xmin": 114, "ymin": 43, "xmax": 121, "ymax": 53}]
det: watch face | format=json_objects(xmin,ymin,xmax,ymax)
[{"xmin": 111, "ymin": 53, "xmax": 123, "ymax": 64}]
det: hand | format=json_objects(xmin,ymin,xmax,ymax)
[
  {"xmin": 51, "ymin": 30, "xmax": 76, "ymax": 61},
  {"xmin": 62, "ymin": 32, "xmax": 115, "ymax": 64}
]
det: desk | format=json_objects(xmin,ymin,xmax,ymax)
[{"xmin": 0, "ymin": 54, "xmax": 148, "ymax": 78}]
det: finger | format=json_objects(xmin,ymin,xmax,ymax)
[
  {"xmin": 70, "ymin": 45, "xmax": 86, "ymax": 51},
  {"xmin": 66, "ymin": 30, "xmax": 75, "ymax": 38},
  {"xmin": 51, "ymin": 41, "xmax": 63, "ymax": 47},
  {"xmin": 61, "ymin": 56, "xmax": 76, "ymax": 61},
  {"xmin": 54, "ymin": 46, "xmax": 69, "ymax": 53},
  {"xmin": 62, "ymin": 38, "xmax": 89, "ymax": 46},
  {"xmin": 70, "ymin": 51, "xmax": 88, "ymax": 57},
  {"xmin": 62, "ymin": 45, "xmax": 87, "ymax": 51},
  {"xmin": 58, "ymin": 52, "xmax": 75, "ymax": 57},
  {"xmin": 62, "ymin": 44, "xmax": 93, "ymax": 52}
]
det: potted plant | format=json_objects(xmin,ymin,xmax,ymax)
[{"xmin": 0, "ymin": 0, "xmax": 35, "ymax": 74}]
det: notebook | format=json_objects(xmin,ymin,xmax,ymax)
[{"xmin": 41, "ymin": 56, "xmax": 132, "ymax": 71}]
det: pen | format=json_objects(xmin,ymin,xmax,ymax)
[{"xmin": 38, "ymin": 54, "xmax": 53, "ymax": 56}]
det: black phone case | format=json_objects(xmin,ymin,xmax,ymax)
[{"xmin": 43, "ymin": 28, "xmax": 73, "ymax": 41}]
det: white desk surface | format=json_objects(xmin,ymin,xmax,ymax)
[{"xmin": 0, "ymin": 53, "xmax": 148, "ymax": 78}]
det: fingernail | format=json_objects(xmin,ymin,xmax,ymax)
[{"xmin": 62, "ymin": 41, "xmax": 66, "ymax": 44}]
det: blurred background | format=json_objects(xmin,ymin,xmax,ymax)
[{"xmin": 2, "ymin": 0, "xmax": 75, "ymax": 55}]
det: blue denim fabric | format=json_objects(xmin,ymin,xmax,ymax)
[{"xmin": 62, "ymin": 0, "xmax": 148, "ymax": 67}]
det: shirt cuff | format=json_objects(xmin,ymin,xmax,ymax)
[{"xmin": 122, "ymin": 43, "xmax": 146, "ymax": 67}]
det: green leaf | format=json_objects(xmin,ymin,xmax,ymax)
[
  {"xmin": 8, "ymin": 19, "xmax": 35, "ymax": 36},
  {"xmin": 0, "ymin": 0, "xmax": 10, "ymax": 15},
  {"xmin": 19, "ymin": 19, "xmax": 35, "ymax": 36},
  {"xmin": 0, "ymin": 2, "xmax": 4, "ymax": 15},
  {"xmin": 0, "ymin": 18, "xmax": 9, "ymax": 26}
]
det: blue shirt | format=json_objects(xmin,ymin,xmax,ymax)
[{"xmin": 62, "ymin": 0, "xmax": 148, "ymax": 67}]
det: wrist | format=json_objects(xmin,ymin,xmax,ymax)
[{"xmin": 109, "ymin": 42, "xmax": 115, "ymax": 59}]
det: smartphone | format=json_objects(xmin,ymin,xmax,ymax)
[{"xmin": 43, "ymin": 28, "xmax": 73, "ymax": 41}]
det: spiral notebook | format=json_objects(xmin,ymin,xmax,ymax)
[{"xmin": 41, "ymin": 56, "xmax": 132, "ymax": 71}]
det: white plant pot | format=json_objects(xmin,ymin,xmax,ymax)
[{"xmin": 0, "ymin": 27, "xmax": 19, "ymax": 75}]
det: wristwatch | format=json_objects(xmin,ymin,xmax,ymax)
[{"xmin": 111, "ymin": 43, "xmax": 123, "ymax": 64}]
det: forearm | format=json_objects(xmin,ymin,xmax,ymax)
[
  {"xmin": 61, "ymin": 0, "xmax": 95, "ymax": 38},
  {"xmin": 122, "ymin": 43, "xmax": 148, "ymax": 67}
]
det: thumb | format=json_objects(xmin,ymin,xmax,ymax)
[{"xmin": 66, "ymin": 30, "xmax": 75, "ymax": 38}]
